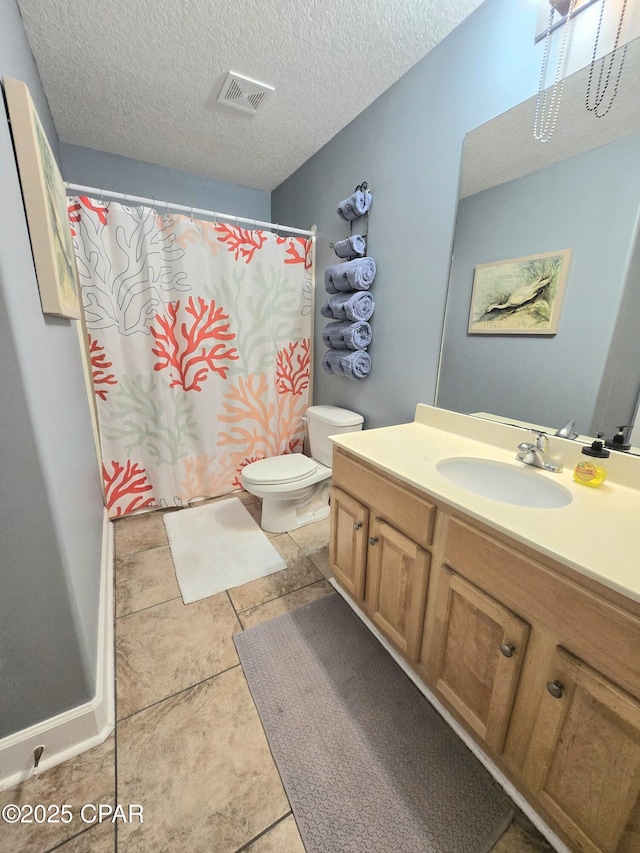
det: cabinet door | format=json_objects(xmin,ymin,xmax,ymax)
[
  {"xmin": 524, "ymin": 648, "xmax": 640, "ymax": 853},
  {"xmin": 329, "ymin": 487, "xmax": 368, "ymax": 602},
  {"xmin": 433, "ymin": 569, "xmax": 529, "ymax": 753},
  {"xmin": 364, "ymin": 518, "xmax": 430, "ymax": 662}
]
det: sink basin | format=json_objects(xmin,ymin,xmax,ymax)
[{"xmin": 436, "ymin": 457, "xmax": 573, "ymax": 508}]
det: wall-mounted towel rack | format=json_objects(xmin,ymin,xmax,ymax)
[{"xmin": 322, "ymin": 181, "xmax": 374, "ymax": 381}]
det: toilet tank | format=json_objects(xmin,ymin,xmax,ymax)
[{"xmin": 306, "ymin": 405, "xmax": 364, "ymax": 467}]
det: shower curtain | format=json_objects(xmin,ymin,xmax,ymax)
[{"xmin": 68, "ymin": 196, "xmax": 313, "ymax": 518}]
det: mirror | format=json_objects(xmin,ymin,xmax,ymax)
[{"xmin": 436, "ymin": 38, "xmax": 640, "ymax": 453}]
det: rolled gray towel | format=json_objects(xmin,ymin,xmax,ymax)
[
  {"xmin": 337, "ymin": 191, "xmax": 372, "ymax": 222},
  {"xmin": 321, "ymin": 320, "xmax": 372, "ymax": 351},
  {"xmin": 321, "ymin": 349, "xmax": 371, "ymax": 381},
  {"xmin": 324, "ymin": 257, "xmax": 376, "ymax": 293},
  {"xmin": 320, "ymin": 291, "xmax": 375, "ymax": 322},
  {"xmin": 333, "ymin": 234, "xmax": 366, "ymax": 259}
]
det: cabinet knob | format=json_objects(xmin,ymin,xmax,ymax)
[
  {"xmin": 353, "ymin": 522, "xmax": 362, "ymax": 530},
  {"xmin": 546, "ymin": 680, "xmax": 565, "ymax": 699},
  {"xmin": 369, "ymin": 536, "xmax": 379, "ymax": 546},
  {"xmin": 499, "ymin": 643, "xmax": 515, "ymax": 658}
]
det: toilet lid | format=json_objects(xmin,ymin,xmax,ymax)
[{"xmin": 242, "ymin": 454, "xmax": 318, "ymax": 485}]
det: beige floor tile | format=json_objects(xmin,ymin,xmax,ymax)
[
  {"xmin": 235, "ymin": 490, "xmax": 261, "ymax": 507},
  {"xmin": 491, "ymin": 812, "xmax": 555, "ymax": 852},
  {"xmin": 287, "ymin": 516, "xmax": 329, "ymax": 553},
  {"xmin": 116, "ymin": 593, "xmax": 240, "ymax": 719},
  {"xmin": 239, "ymin": 581, "xmax": 335, "ymax": 629},
  {"xmin": 288, "ymin": 518, "xmax": 332, "ymax": 578},
  {"xmin": 113, "ymin": 510, "xmax": 169, "ymax": 556},
  {"xmin": 0, "ymin": 735, "xmax": 115, "ymax": 853},
  {"xmin": 115, "ymin": 545, "xmax": 180, "ymax": 617},
  {"xmin": 227, "ymin": 534, "xmax": 322, "ymax": 613},
  {"xmin": 243, "ymin": 501, "xmax": 279, "ymax": 536},
  {"xmin": 117, "ymin": 667, "xmax": 289, "ymax": 853},
  {"xmin": 53, "ymin": 823, "xmax": 115, "ymax": 852},
  {"xmin": 306, "ymin": 542, "xmax": 331, "ymax": 579},
  {"xmin": 244, "ymin": 814, "xmax": 305, "ymax": 852}
]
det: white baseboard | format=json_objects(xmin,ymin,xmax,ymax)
[
  {"xmin": 329, "ymin": 579, "xmax": 571, "ymax": 853},
  {"xmin": 0, "ymin": 509, "xmax": 115, "ymax": 791}
]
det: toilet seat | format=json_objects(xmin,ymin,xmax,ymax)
[{"xmin": 242, "ymin": 454, "xmax": 319, "ymax": 486}]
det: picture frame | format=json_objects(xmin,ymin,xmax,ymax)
[
  {"xmin": 468, "ymin": 249, "xmax": 572, "ymax": 335},
  {"xmin": 3, "ymin": 77, "xmax": 80, "ymax": 319}
]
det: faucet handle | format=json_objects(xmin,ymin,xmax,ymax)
[
  {"xmin": 555, "ymin": 419, "xmax": 578, "ymax": 439},
  {"xmin": 528, "ymin": 430, "xmax": 548, "ymax": 451}
]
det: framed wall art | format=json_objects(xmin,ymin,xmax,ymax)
[
  {"xmin": 468, "ymin": 249, "xmax": 572, "ymax": 335},
  {"xmin": 3, "ymin": 77, "xmax": 80, "ymax": 319}
]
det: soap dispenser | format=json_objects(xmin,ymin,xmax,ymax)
[
  {"xmin": 573, "ymin": 440, "xmax": 610, "ymax": 487},
  {"xmin": 605, "ymin": 425, "xmax": 632, "ymax": 452}
]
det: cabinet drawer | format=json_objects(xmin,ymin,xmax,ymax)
[
  {"xmin": 332, "ymin": 450, "xmax": 435, "ymax": 549},
  {"xmin": 444, "ymin": 517, "xmax": 640, "ymax": 700}
]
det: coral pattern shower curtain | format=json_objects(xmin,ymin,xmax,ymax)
[{"xmin": 69, "ymin": 196, "xmax": 313, "ymax": 518}]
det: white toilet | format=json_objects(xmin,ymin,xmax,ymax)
[{"xmin": 240, "ymin": 405, "xmax": 364, "ymax": 533}]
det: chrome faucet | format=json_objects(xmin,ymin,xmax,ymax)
[
  {"xmin": 554, "ymin": 419, "xmax": 578, "ymax": 440},
  {"xmin": 516, "ymin": 431, "xmax": 563, "ymax": 473}
]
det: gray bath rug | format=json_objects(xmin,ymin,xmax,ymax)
[{"xmin": 234, "ymin": 593, "xmax": 514, "ymax": 853}]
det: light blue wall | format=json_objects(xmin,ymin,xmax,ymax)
[
  {"xmin": 0, "ymin": 0, "xmax": 104, "ymax": 736},
  {"xmin": 438, "ymin": 134, "xmax": 640, "ymax": 436},
  {"xmin": 272, "ymin": 0, "xmax": 545, "ymax": 428},
  {"xmin": 60, "ymin": 144, "xmax": 270, "ymax": 221}
]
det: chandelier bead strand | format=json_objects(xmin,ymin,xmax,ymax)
[{"xmin": 534, "ymin": 0, "xmax": 578, "ymax": 143}]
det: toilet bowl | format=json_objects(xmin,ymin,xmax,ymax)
[{"xmin": 240, "ymin": 405, "xmax": 364, "ymax": 533}]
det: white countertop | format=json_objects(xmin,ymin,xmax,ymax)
[{"xmin": 331, "ymin": 405, "xmax": 640, "ymax": 604}]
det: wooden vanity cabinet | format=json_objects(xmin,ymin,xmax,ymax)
[
  {"xmin": 330, "ymin": 449, "xmax": 434, "ymax": 662},
  {"xmin": 427, "ymin": 515, "xmax": 640, "ymax": 853},
  {"xmin": 329, "ymin": 446, "xmax": 640, "ymax": 853}
]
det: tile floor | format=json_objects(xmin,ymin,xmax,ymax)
[{"xmin": 1, "ymin": 491, "xmax": 555, "ymax": 853}]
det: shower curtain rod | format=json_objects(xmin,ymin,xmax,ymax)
[{"xmin": 65, "ymin": 182, "xmax": 316, "ymax": 237}]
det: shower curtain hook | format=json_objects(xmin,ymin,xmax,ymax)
[
  {"xmin": 164, "ymin": 198, "xmax": 169, "ymax": 218},
  {"xmin": 189, "ymin": 206, "xmax": 194, "ymax": 223}
]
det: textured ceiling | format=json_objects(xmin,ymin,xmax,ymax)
[{"xmin": 16, "ymin": 0, "xmax": 485, "ymax": 191}]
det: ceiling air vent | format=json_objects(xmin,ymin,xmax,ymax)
[{"xmin": 217, "ymin": 72, "xmax": 274, "ymax": 115}]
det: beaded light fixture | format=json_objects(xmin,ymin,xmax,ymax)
[{"xmin": 534, "ymin": 0, "xmax": 629, "ymax": 142}]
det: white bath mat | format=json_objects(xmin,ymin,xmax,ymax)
[{"xmin": 163, "ymin": 498, "xmax": 286, "ymax": 604}]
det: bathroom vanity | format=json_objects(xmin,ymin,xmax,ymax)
[{"xmin": 329, "ymin": 405, "xmax": 640, "ymax": 853}]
